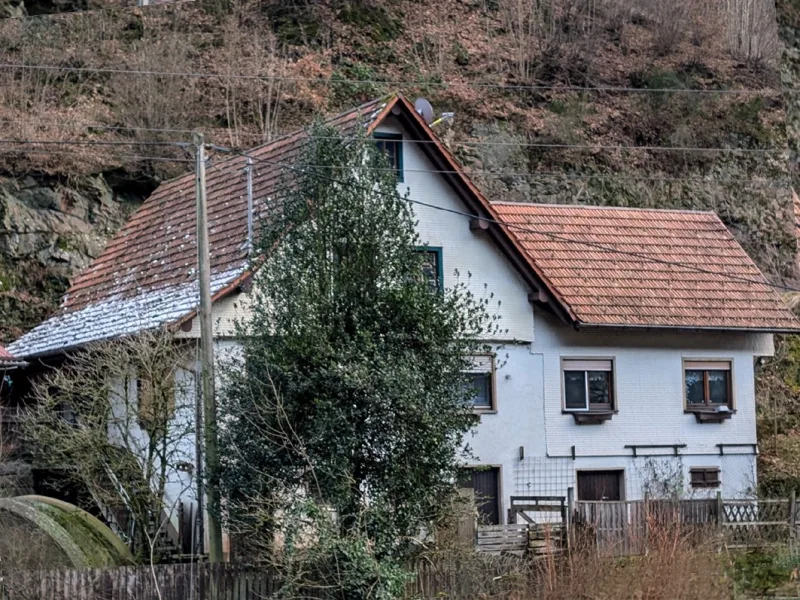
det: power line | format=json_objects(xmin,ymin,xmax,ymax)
[
  {"xmin": 0, "ymin": 135, "xmax": 782, "ymax": 184},
  {"xmin": 0, "ymin": 146, "xmax": 192, "ymax": 162},
  {"xmin": 215, "ymin": 159, "xmax": 790, "ymax": 186},
  {"xmin": 0, "ymin": 117, "xmax": 195, "ymax": 134},
  {"xmin": 0, "ymin": 118, "xmax": 784, "ymax": 155},
  {"xmin": 287, "ymin": 136, "xmax": 785, "ymax": 155},
  {"xmin": 0, "ymin": 62, "xmax": 789, "ymax": 95},
  {"xmin": 0, "ymin": 135, "xmax": 786, "ymax": 186},
  {"xmin": 0, "ymin": 138, "xmax": 186, "ymax": 147},
  {"xmin": 213, "ymin": 145, "xmax": 800, "ymax": 294}
]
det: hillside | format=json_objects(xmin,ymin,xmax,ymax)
[{"xmin": 0, "ymin": 0, "xmax": 799, "ymax": 487}]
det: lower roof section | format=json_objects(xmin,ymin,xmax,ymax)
[{"xmin": 491, "ymin": 202, "xmax": 800, "ymax": 332}]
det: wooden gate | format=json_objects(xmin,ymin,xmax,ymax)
[
  {"xmin": 575, "ymin": 500, "xmax": 647, "ymax": 556},
  {"xmin": 507, "ymin": 495, "xmax": 566, "ymax": 525},
  {"xmin": 507, "ymin": 496, "xmax": 567, "ymax": 556}
]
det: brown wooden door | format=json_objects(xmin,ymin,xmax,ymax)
[
  {"xmin": 461, "ymin": 467, "xmax": 500, "ymax": 525},
  {"xmin": 577, "ymin": 470, "xmax": 623, "ymax": 501}
]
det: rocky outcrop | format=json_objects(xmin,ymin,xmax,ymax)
[{"xmin": 0, "ymin": 174, "xmax": 149, "ymax": 343}]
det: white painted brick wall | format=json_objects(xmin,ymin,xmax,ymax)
[
  {"xmin": 375, "ymin": 118, "xmax": 534, "ymax": 342},
  {"xmin": 534, "ymin": 309, "xmax": 772, "ymax": 458}
]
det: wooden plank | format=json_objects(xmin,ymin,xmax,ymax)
[{"xmin": 477, "ymin": 524, "xmax": 529, "ymax": 532}]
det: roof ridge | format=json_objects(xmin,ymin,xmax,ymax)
[
  {"xmin": 490, "ymin": 200, "xmax": 718, "ymax": 216},
  {"xmin": 154, "ymin": 94, "xmax": 397, "ymax": 187},
  {"xmin": 235, "ymin": 93, "xmax": 395, "ymax": 156}
]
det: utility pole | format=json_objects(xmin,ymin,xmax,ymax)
[
  {"xmin": 195, "ymin": 132, "xmax": 224, "ymax": 563},
  {"xmin": 245, "ymin": 156, "xmax": 254, "ymax": 255}
]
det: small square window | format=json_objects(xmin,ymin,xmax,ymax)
[
  {"xmin": 374, "ymin": 133, "xmax": 403, "ymax": 182},
  {"xmin": 562, "ymin": 359, "xmax": 613, "ymax": 412},
  {"xmin": 684, "ymin": 361, "xmax": 732, "ymax": 410},
  {"xmin": 690, "ymin": 467, "xmax": 720, "ymax": 489},
  {"xmin": 464, "ymin": 355, "xmax": 495, "ymax": 412}
]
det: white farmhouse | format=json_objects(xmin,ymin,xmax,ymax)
[{"xmin": 8, "ymin": 94, "xmax": 800, "ymax": 536}]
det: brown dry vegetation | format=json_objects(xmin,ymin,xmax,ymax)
[
  {"xmin": 0, "ymin": 0, "xmax": 784, "ymax": 176},
  {"xmin": 426, "ymin": 515, "xmax": 735, "ymax": 599},
  {"xmin": 538, "ymin": 530, "xmax": 730, "ymax": 599},
  {"xmin": 0, "ymin": 0, "xmax": 794, "ymax": 329}
]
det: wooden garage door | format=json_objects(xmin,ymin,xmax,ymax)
[{"xmin": 577, "ymin": 470, "xmax": 623, "ymax": 501}]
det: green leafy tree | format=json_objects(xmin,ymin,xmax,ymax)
[{"xmin": 218, "ymin": 122, "xmax": 502, "ymax": 590}]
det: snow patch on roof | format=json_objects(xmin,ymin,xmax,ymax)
[{"xmin": 8, "ymin": 267, "xmax": 244, "ymax": 359}]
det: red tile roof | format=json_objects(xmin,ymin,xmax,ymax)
[
  {"xmin": 492, "ymin": 202, "xmax": 800, "ymax": 331},
  {"xmin": 9, "ymin": 97, "xmax": 394, "ymax": 358}
]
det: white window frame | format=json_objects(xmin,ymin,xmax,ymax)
[{"xmin": 465, "ymin": 354, "xmax": 497, "ymax": 413}]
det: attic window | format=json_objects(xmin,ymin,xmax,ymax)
[
  {"xmin": 416, "ymin": 247, "xmax": 443, "ymax": 292},
  {"xmin": 374, "ymin": 132, "xmax": 403, "ymax": 182}
]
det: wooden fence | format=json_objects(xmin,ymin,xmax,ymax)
[
  {"xmin": 476, "ymin": 523, "xmax": 531, "ymax": 554},
  {"xmin": 575, "ymin": 495, "xmax": 799, "ymax": 556},
  {"xmin": 476, "ymin": 523, "xmax": 566, "ymax": 556},
  {"xmin": 0, "ymin": 560, "xmax": 529, "ymax": 600}
]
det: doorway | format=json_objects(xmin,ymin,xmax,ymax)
[
  {"xmin": 460, "ymin": 467, "xmax": 501, "ymax": 524},
  {"xmin": 577, "ymin": 470, "xmax": 624, "ymax": 501}
]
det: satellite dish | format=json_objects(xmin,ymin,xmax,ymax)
[{"xmin": 414, "ymin": 98, "xmax": 435, "ymax": 124}]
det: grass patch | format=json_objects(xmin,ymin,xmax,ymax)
[{"xmin": 335, "ymin": 1, "xmax": 402, "ymax": 42}]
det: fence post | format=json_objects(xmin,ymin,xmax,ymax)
[
  {"xmin": 566, "ymin": 486, "xmax": 574, "ymax": 552},
  {"xmin": 790, "ymin": 490, "xmax": 797, "ymax": 541},
  {"xmin": 716, "ymin": 491, "xmax": 723, "ymax": 530}
]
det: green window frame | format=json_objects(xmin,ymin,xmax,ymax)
[
  {"xmin": 416, "ymin": 246, "xmax": 443, "ymax": 292},
  {"xmin": 374, "ymin": 132, "xmax": 404, "ymax": 182}
]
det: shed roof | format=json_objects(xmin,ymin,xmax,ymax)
[{"xmin": 492, "ymin": 202, "xmax": 800, "ymax": 331}]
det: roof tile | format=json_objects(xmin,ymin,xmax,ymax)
[{"xmin": 492, "ymin": 202, "xmax": 800, "ymax": 331}]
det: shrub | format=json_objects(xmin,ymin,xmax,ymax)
[
  {"xmin": 336, "ymin": 1, "xmax": 403, "ymax": 42},
  {"xmin": 650, "ymin": 0, "xmax": 688, "ymax": 55},
  {"xmin": 330, "ymin": 59, "xmax": 383, "ymax": 106},
  {"xmin": 724, "ymin": 0, "xmax": 781, "ymax": 67},
  {"xmin": 453, "ymin": 40, "xmax": 470, "ymax": 66},
  {"xmin": 729, "ymin": 548, "xmax": 800, "ymax": 597}
]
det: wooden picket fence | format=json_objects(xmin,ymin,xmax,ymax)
[
  {"xmin": 575, "ymin": 495, "xmax": 800, "ymax": 556},
  {"xmin": 0, "ymin": 563, "xmax": 282, "ymax": 600},
  {"xmin": 0, "ymin": 559, "xmax": 529, "ymax": 600}
]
